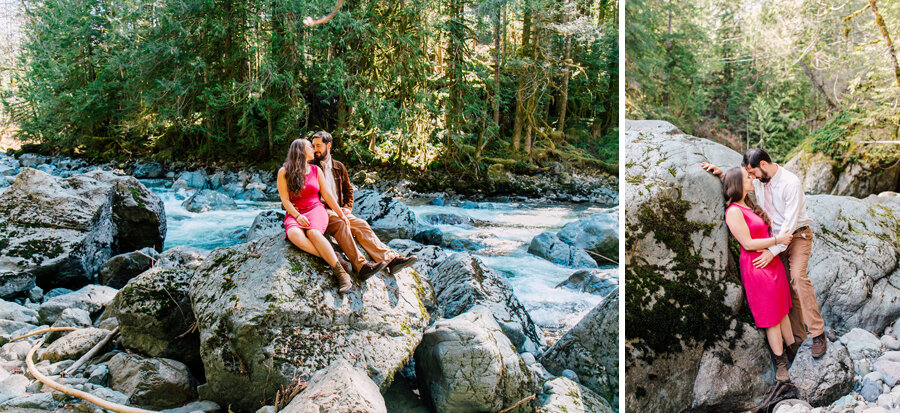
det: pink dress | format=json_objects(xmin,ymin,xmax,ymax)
[
  {"xmin": 727, "ymin": 203, "xmax": 792, "ymax": 328},
  {"xmin": 283, "ymin": 166, "xmax": 328, "ymax": 234}
]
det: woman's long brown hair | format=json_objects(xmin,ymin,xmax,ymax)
[
  {"xmin": 722, "ymin": 167, "xmax": 771, "ymax": 228},
  {"xmin": 283, "ymin": 139, "xmax": 312, "ymax": 196}
]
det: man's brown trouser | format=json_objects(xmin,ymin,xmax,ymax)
[
  {"xmin": 325, "ymin": 209, "xmax": 397, "ymax": 268},
  {"xmin": 781, "ymin": 227, "xmax": 824, "ymax": 343}
]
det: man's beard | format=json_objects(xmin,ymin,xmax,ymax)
[{"xmin": 314, "ymin": 152, "xmax": 327, "ymax": 162}]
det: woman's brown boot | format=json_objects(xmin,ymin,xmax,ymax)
[
  {"xmin": 333, "ymin": 263, "xmax": 353, "ymax": 294},
  {"xmin": 774, "ymin": 353, "xmax": 790, "ymax": 382}
]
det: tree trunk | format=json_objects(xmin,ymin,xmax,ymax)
[
  {"xmin": 557, "ymin": 32, "xmax": 571, "ymax": 134},
  {"xmin": 493, "ymin": 4, "xmax": 502, "ymax": 127},
  {"xmin": 868, "ymin": 0, "xmax": 900, "ymax": 89},
  {"xmin": 796, "ymin": 51, "xmax": 840, "ymax": 110}
]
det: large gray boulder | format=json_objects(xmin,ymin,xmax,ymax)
[
  {"xmin": 108, "ymin": 267, "xmax": 199, "ymax": 372},
  {"xmin": 0, "ymin": 168, "xmax": 165, "ymax": 296},
  {"xmin": 182, "ymin": 189, "xmax": 238, "ymax": 213},
  {"xmin": 39, "ymin": 327, "xmax": 110, "ymax": 363},
  {"xmin": 555, "ymin": 268, "xmax": 618, "ymax": 296},
  {"xmin": 541, "ymin": 289, "xmax": 618, "ymax": 406},
  {"xmin": 537, "ymin": 377, "xmax": 614, "ymax": 413},
  {"xmin": 430, "ymin": 252, "xmax": 544, "ymax": 353},
  {"xmin": 108, "ymin": 352, "xmax": 197, "ymax": 409},
  {"xmin": 98, "ymin": 247, "xmax": 159, "ymax": 289},
  {"xmin": 279, "ymin": 359, "xmax": 387, "ymax": 413},
  {"xmin": 38, "ymin": 284, "xmax": 118, "ymax": 324},
  {"xmin": 189, "ymin": 234, "xmax": 431, "ymax": 412},
  {"xmin": 246, "ymin": 209, "xmax": 285, "ymax": 241},
  {"xmin": 623, "ymin": 120, "xmax": 772, "ymax": 412},
  {"xmin": 557, "ymin": 209, "xmax": 619, "ymax": 262},
  {"xmin": 789, "ymin": 339, "xmax": 854, "ymax": 406},
  {"xmin": 352, "ymin": 190, "xmax": 419, "ymax": 240},
  {"xmin": 527, "ymin": 232, "xmax": 597, "ymax": 268},
  {"xmin": 414, "ymin": 305, "xmax": 534, "ymax": 413}
]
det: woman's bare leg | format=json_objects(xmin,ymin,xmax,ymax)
[
  {"xmin": 307, "ymin": 229, "xmax": 338, "ymax": 267},
  {"xmin": 766, "ymin": 325, "xmax": 785, "ymax": 356},
  {"xmin": 779, "ymin": 315, "xmax": 795, "ymax": 347},
  {"xmin": 287, "ymin": 228, "xmax": 320, "ymax": 257}
]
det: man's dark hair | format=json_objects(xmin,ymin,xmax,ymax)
[
  {"xmin": 742, "ymin": 148, "xmax": 772, "ymax": 168},
  {"xmin": 311, "ymin": 130, "xmax": 333, "ymax": 145}
]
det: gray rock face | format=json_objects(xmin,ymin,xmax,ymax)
[
  {"xmin": 38, "ymin": 284, "xmax": 118, "ymax": 324},
  {"xmin": 40, "ymin": 327, "xmax": 110, "ymax": 363},
  {"xmin": 157, "ymin": 246, "xmax": 209, "ymax": 273},
  {"xmin": 0, "ymin": 168, "xmax": 116, "ymax": 294},
  {"xmin": 527, "ymin": 232, "xmax": 597, "ymax": 268},
  {"xmin": 280, "ymin": 359, "xmax": 387, "ymax": 413},
  {"xmin": 789, "ymin": 339, "xmax": 854, "ymax": 407},
  {"xmin": 0, "ymin": 168, "xmax": 166, "ymax": 296},
  {"xmin": 415, "ymin": 306, "xmax": 534, "ymax": 413},
  {"xmin": 189, "ymin": 235, "xmax": 431, "ymax": 412},
  {"xmin": 541, "ymin": 289, "xmax": 618, "ymax": 406},
  {"xmin": 0, "ymin": 300, "xmax": 38, "ymax": 324},
  {"xmin": 182, "ymin": 189, "xmax": 238, "ymax": 213},
  {"xmin": 623, "ymin": 120, "xmax": 771, "ymax": 412},
  {"xmin": 387, "ymin": 239, "xmax": 449, "ymax": 273},
  {"xmin": 173, "ymin": 170, "xmax": 209, "ymax": 190},
  {"xmin": 537, "ymin": 377, "xmax": 614, "ymax": 413},
  {"xmin": 555, "ymin": 268, "xmax": 618, "ymax": 295},
  {"xmin": 98, "ymin": 247, "xmax": 159, "ymax": 289},
  {"xmin": 784, "ymin": 150, "xmax": 900, "ymax": 198},
  {"xmin": 804, "ymin": 196, "xmax": 900, "ymax": 332},
  {"xmin": 246, "ymin": 209, "xmax": 285, "ymax": 241},
  {"xmin": 352, "ymin": 190, "xmax": 420, "ymax": 240},
  {"xmin": 108, "ymin": 352, "xmax": 197, "ymax": 409},
  {"xmin": 430, "ymin": 252, "xmax": 544, "ymax": 353},
  {"xmin": 784, "ymin": 152, "xmax": 838, "ymax": 195},
  {"xmin": 109, "ymin": 267, "xmax": 199, "ymax": 371},
  {"xmin": 557, "ymin": 209, "xmax": 619, "ymax": 261},
  {"xmin": 132, "ymin": 162, "xmax": 165, "ymax": 179}
]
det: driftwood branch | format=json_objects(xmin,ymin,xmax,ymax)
[
  {"xmin": 62, "ymin": 327, "xmax": 119, "ymax": 376},
  {"xmin": 585, "ymin": 249, "xmax": 619, "ymax": 265},
  {"xmin": 11, "ymin": 327, "xmax": 78, "ymax": 342},
  {"xmin": 498, "ymin": 394, "xmax": 536, "ymax": 413},
  {"xmin": 303, "ymin": 0, "xmax": 344, "ymax": 27}
]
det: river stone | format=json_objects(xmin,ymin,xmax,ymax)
[
  {"xmin": 279, "ymin": 359, "xmax": 387, "ymax": 413},
  {"xmin": 542, "ymin": 289, "xmax": 618, "ymax": 405},
  {"xmin": 0, "ymin": 374, "xmax": 28, "ymax": 404},
  {"xmin": 557, "ymin": 209, "xmax": 619, "ymax": 261},
  {"xmin": 555, "ymin": 268, "xmax": 618, "ymax": 295},
  {"xmin": 0, "ymin": 300, "xmax": 38, "ymax": 324},
  {"xmin": 412, "ymin": 228, "xmax": 443, "ymax": 246},
  {"xmin": 623, "ymin": 120, "xmax": 761, "ymax": 412},
  {"xmin": 182, "ymin": 189, "xmax": 238, "ymax": 213},
  {"xmin": 874, "ymin": 359, "xmax": 900, "ymax": 387},
  {"xmin": 108, "ymin": 352, "xmax": 197, "ymax": 409},
  {"xmin": 38, "ymin": 284, "xmax": 118, "ymax": 324},
  {"xmin": 50, "ymin": 308, "xmax": 92, "ymax": 329},
  {"xmin": 352, "ymin": 190, "xmax": 419, "ymax": 240},
  {"xmin": 527, "ymin": 232, "xmax": 597, "ymax": 268},
  {"xmin": 109, "ymin": 267, "xmax": 199, "ymax": 372},
  {"xmin": 0, "ymin": 392, "xmax": 57, "ymax": 410},
  {"xmin": 789, "ymin": 339, "xmax": 854, "ymax": 406},
  {"xmin": 173, "ymin": 170, "xmax": 209, "ymax": 190},
  {"xmin": 159, "ymin": 400, "xmax": 221, "ymax": 413},
  {"xmin": 0, "ymin": 320, "xmax": 35, "ymax": 345},
  {"xmin": 40, "ymin": 327, "xmax": 110, "ymax": 363},
  {"xmin": 0, "ymin": 168, "xmax": 116, "ymax": 294},
  {"xmin": 536, "ymin": 377, "xmax": 614, "ymax": 413},
  {"xmin": 414, "ymin": 305, "xmax": 534, "ymax": 413},
  {"xmin": 840, "ymin": 328, "xmax": 884, "ymax": 360},
  {"xmin": 82, "ymin": 170, "xmax": 167, "ymax": 253},
  {"xmin": 430, "ymin": 252, "xmax": 543, "ymax": 353},
  {"xmin": 98, "ymin": 247, "xmax": 159, "ymax": 289},
  {"xmin": 158, "ymin": 246, "xmax": 209, "ymax": 273},
  {"xmin": 690, "ymin": 322, "xmax": 773, "ymax": 411},
  {"xmin": 189, "ymin": 234, "xmax": 431, "ymax": 412},
  {"xmin": 423, "ymin": 213, "xmax": 475, "ymax": 226},
  {"xmin": 132, "ymin": 162, "xmax": 165, "ymax": 179},
  {"xmin": 246, "ymin": 209, "xmax": 285, "ymax": 241}
]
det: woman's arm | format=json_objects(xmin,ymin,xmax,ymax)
[
  {"xmin": 277, "ymin": 168, "xmax": 308, "ymax": 225},
  {"xmin": 725, "ymin": 207, "xmax": 789, "ymax": 251},
  {"xmin": 317, "ymin": 166, "xmax": 351, "ymax": 226}
]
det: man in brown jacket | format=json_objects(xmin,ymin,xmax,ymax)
[{"xmin": 310, "ymin": 131, "xmax": 417, "ymax": 280}]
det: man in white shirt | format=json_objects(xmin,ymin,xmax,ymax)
[{"xmin": 702, "ymin": 148, "xmax": 827, "ymax": 359}]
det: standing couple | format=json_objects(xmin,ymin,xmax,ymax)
[
  {"xmin": 276, "ymin": 131, "xmax": 417, "ymax": 294},
  {"xmin": 703, "ymin": 148, "xmax": 827, "ymax": 383}
]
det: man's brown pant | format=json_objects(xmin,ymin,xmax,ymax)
[
  {"xmin": 781, "ymin": 227, "xmax": 824, "ymax": 343},
  {"xmin": 325, "ymin": 209, "xmax": 397, "ymax": 268}
]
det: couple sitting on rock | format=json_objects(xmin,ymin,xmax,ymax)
[
  {"xmin": 275, "ymin": 131, "xmax": 416, "ymax": 294},
  {"xmin": 703, "ymin": 148, "xmax": 827, "ymax": 383}
]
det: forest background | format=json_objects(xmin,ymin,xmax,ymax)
[
  {"xmin": 626, "ymin": 0, "xmax": 900, "ymax": 184},
  {"xmin": 0, "ymin": 0, "xmax": 618, "ymax": 183}
]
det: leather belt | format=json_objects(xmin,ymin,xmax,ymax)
[{"xmin": 792, "ymin": 226, "xmax": 810, "ymax": 235}]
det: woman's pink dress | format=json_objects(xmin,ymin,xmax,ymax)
[
  {"xmin": 283, "ymin": 165, "xmax": 328, "ymax": 234},
  {"xmin": 727, "ymin": 203, "xmax": 792, "ymax": 328}
]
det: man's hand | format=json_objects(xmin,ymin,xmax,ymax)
[
  {"xmin": 342, "ymin": 207, "xmax": 352, "ymax": 217},
  {"xmin": 776, "ymin": 233, "xmax": 792, "ymax": 246},
  {"xmin": 700, "ymin": 162, "xmax": 722, "ymax": 177},
  {"xmin": 752, "ymin": 250, "xmax": 775, "ymax": 268}
]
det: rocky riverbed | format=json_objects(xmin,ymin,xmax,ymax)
[
  {"xmin": 623, "ymin": 120, "xmax": 900, "ymax": 413},
  {"xmin": 0, "ymin": 150, "xmax": 619, "ymax": 413}
]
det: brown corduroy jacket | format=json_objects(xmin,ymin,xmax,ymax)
[{"xmin": 312, "ymin": 158, "xmax": 353, "ymax": 210}]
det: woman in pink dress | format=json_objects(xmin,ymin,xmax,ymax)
[
  {"xmin": 276, "ymin": 138, "xmax": 354, "ymax": 293},
  {"xmin": 722, "ymin": 166, "xmax": 794, "ymax": 382}
]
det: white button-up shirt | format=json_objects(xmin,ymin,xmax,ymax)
[{"xmin": 752, "ymin": 165, "xmax": 814, "ymax": 255}]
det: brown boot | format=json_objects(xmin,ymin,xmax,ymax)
[
  {"xmin": 333, "ymin": 263, "xmax": 353, "ymax": 294},
  {"xmin": 774, "ymin": 353, "xmax": 790, "ymax": 382},
  {"xmin": 336, "ymin": 254, "xmax": 352, "ymax": 276},
  {"xmin": 786, "ymin": 341, "xmax": 800, "ymax": 363},
  {"xmin": 357, "ymin": 261, "xmax": 387, "ymax": 281},
  {"xmin": 386, "ymin": 256, "xmax": 418, "ymax": 275},
  {"xmin": 811, "ymin": 334, "xmax": 827, "ymax": 358}
]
